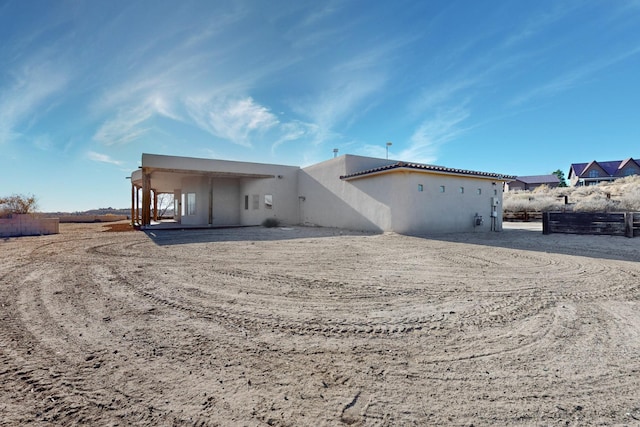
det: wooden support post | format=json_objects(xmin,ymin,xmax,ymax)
[
  {"xmin": 542, "ymin": 211, "xmax": 550, "ymax": 235},
  {"xmin": 135, "ymin": 187, "xmax": 140, "ymax": 225},
  {"xmin": 153, "ymin": 190, "xmax": 158, "ymax": 222},
  {"xmin": 625, "ymin": 212, "xmax": 633, "ymax": 238},
  {"xmin": 131, "ymin": 184, "xmax": 135, "ymax": 226},
  {"xmin": 142, "ymin": 170, "xmax": 151, "ymax": 226}
]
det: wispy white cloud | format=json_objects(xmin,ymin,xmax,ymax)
[
  {"xmin": 271, "ymin": 120, "xmax": 321, "ymax": 153},
  {"xmin": 0, "ymin": 61, "xmax": 69, "ymax": 144},
  {"xmin": 93, "ymin": 94, "xmax": 182, "ymax": 145},
  {"xmin": 87, "ymin": 151, "xmax": 123, "ymax": 166},
  {"xmin": 186, "ymin": 96, "xmax": 279, "ymax": 146},
  {"xmin": 399, "ymin": 105, "xmax": 471, "ymax": 164},
  {"xmin": 500, "ymin": 3, "xmax": 577, "ymax": 49}
]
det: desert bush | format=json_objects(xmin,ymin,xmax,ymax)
[
  {"xmin": 504, "ymin": 176, "xmax": 640, "ymax": 213},
  {"xmin": 0, "ymin": 194, "xmax": 38, "ymax": 217},
  {"xmin": 261, "ymin": 218, "xmax": 280, "ymax": 228},
  {"xmin": 502, "ymin": 190, "xmax": 564, "ymax": 212},
  {"xmin": 572, "ymin": 194, "xmax": 618, "ymax": 212}
]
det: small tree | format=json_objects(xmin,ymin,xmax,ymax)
[
  {"xmin": 0, "ymin": 194, "xmax": 39, "ymax": 217},
  {"xmin": 552, "ymin": 169, "xmax": 568, "ymax": 187}
]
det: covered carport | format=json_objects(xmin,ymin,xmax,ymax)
[{"xmin": 130, "ymin": 167, "xmax": 275, "ymax": 227}]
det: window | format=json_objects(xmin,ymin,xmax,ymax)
[
  {"xmin": 459, "ymin": 187, "xmax": 464, "ymax": 194},
  {"xmin": 588, "ymin": 170, "xmax": 599, "ymax": 178},
  {"xmin": 186, "ymin": 193, "xmax": 196, "ymax": 215},
  {"xmin": 252, "ymin": 194, "xmax": 259, "ymax": 210},
  {"xmin": 624, "ymin": 167, "xmax": 636, "ymax": 176},
  {"xmin": 244, "ymin": 195, "xmax": 249, "ymax": 210},
  {"xmin": 418, "ymin": 184, "xmax": 423, "ymax": 192},
  {"xmin": 494, "ymin": 189, "xmax": 498, "ymax": 196},
  {"xmin": 477, "ymin": 188, "xmax": 482, "ymax": 195},
  {"xmin": 265, "ymin": 194, "xmax": 273, "ymax": 209},
  {"xmin": 439, "ymin": 185, "xmax": 445, "ymax": 193}
]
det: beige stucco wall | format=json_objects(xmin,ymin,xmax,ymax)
[
  {"xmin": 0, "ymin": 214, "xmax": 59, "ymax": 237},
  {"xmin": 300, "ymin": 155, "xmax": 504, "ymax": 233},
  {"xmin": 239, "ymin": 173, "xmax": 299, "ymax": 226},
  {"xmin": 299, "ymin": 156, "xmax": 391, "ymax": 231},
  {"xmin": 138, "ymin": 154, "xmax": 300, "ymax": 227},
  {"xmin": 385, "ymin": 171, "xmax": 503, "ymax": 233},
  {"xmin": 134, "ymin": 153, "xmax": 506, "ymax": 233}
]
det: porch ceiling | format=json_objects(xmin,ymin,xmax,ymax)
[{"xmin": 131, "ymin": 167, "xmax": 275, "ymax": 192}]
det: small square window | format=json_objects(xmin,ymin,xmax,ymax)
[
  {"xmin": 494, "ymin": 189, "xmax": 498, "ymax": 196},
  {"xmin": 477, "ymin": 188, "xmax": 482, "ymax": 195},
  {"xmin": 418, "ymin": 184, "xmax": 423, "ymax": 192},
  {"xmin": 439, "ymin": 185, "xmax": 445, "ymax": 193},
  {"xmin": 459, "ymin": 187, "xmax": 464, "ymax": 194}
]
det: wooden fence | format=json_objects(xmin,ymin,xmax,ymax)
[
  {"xmin": 504, "ymin": 211, "xmax": 543, "ymax": 222},
  {"xmin": 542, "ymin": 212, "xmax": 640, "ymax": 238}
]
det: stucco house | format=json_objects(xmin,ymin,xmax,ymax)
[
  {"xmin": 505, "ymin": 174, "xmax": 560, "ymax": 192},
  {"xmin": 568, "ymin": 158, "xmax": 640, "ymax": 186},
  {"xmin": 130, "ymin": 153, "xmax": 514, "ymax": 234}
]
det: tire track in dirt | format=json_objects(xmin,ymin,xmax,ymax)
[
  {"xmin": 4, "ymin": 224, "xmax": 640, "ymax": 425},
  {"xmin": 1, "ymin": 237, "xmax": 230, "ymax": 426}
]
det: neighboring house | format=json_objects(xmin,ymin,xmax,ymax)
[
  {"xmin": 569, "ymin": 158, "xmax": 640, "ymax": 186},
  {"xmin": 505, "ymin": 175, "xmax": 560, "ymax": 192},
  {"xmin": 130, "ymin": 153, "xmax": 514, "ymax": 234}
]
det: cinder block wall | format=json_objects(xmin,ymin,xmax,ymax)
[{"xmin": 0, "ymin": 215, "xmax": 59, "ymax": 237}]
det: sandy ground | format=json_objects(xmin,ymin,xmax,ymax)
[{"xmin": 1, "ymin": 221, "xmax": 640, "ymax": 426}]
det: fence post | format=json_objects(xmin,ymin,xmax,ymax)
[
  {"xmin": 542, "ymin": 211, "xmax": 550, "ymax": 235},
  {"xmin": 625, "ymin": 212, "xmax": 633, "ymax": 238}
]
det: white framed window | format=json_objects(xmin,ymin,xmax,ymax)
[{"xmin": 265, "ymin": 194, "xmax": 273, "ymax": 209}]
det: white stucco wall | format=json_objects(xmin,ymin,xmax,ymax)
[
  {"xmin": 138, "ymin": 154, "xmax": 300, "ymax": 227},
  {"xmin": 299, "ymin": 155, "xmax": 504, "ymax": 233},
  {"xmin": 135, "ymin": 153, "xmax": 507, "ymax": 233},
  {"xmin": 299, "ymin": 156, "xmax": 394, "ymax": 231},
  {"xmin": 385, "ymin": 171, "xmax": 502, "ymax": 233},
  {"xmin": 239, "ymin": 173, "xmax": 299, "ymax": 226}
]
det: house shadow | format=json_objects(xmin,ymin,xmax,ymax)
[
  {"xmin": 144, "ymin": 222, "xmax": 640, "ymax": 263},
  {"xmin": 406, "ymin": 224, "xmax": 640, "ymax": 263},
  {"xmin": 144, "ymin": 225, "xmax": 378, "ymax": 246}
]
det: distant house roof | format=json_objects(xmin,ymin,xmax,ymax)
[
  {"xmin": 340, "ymin": 161, "xmax": 515, "ymax": 181},
  {"xmin": 569, "ymin": 158, "xmax": 640, "ymax": 178},
  {"xmin": 514, "ymin": 175, "xmax": 560, "ymax": 185}
]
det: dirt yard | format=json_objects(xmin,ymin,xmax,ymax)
[{"xmin": 1, "ymin": 222, "xmax": 640, "ymax": 426}]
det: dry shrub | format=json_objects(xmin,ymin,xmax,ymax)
[
  {"xmin": 261, "ymin": 218, "xmax": 280, "ymax": 228},
  {"xmin": 504, "ymin": 176, "xmax": 640, "ymax": 213}
]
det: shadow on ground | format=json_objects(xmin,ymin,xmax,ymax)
[{"xmin": 144, "ymin": 225, "xmax": 377, "ymax": 246}]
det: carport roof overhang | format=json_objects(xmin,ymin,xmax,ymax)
[{"xmin": 130, "ymin": 167, "xmax": 275, "ymax": 192}]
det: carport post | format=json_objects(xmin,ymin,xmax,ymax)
[{"xmin": 142, "ymin": 169, "xmax": 152, "ymax": 226}]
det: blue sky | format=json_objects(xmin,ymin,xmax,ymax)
[{"xmin": 2, "ymin": 0, "xmax": 640, "ymax": 211}]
